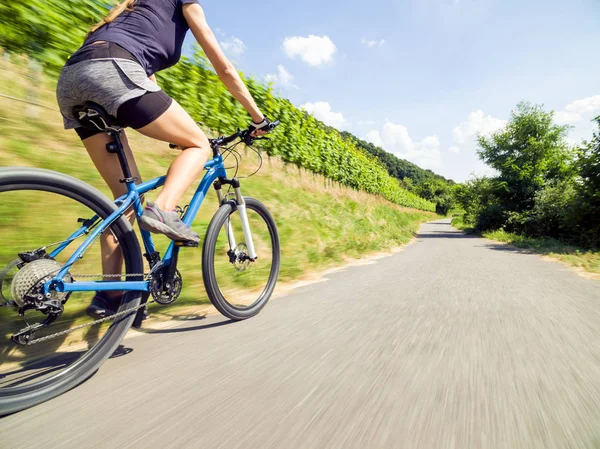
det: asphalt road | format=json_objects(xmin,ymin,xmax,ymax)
[{"xmin": 2, "ymin": 219, "xmax": 600, "ymax": 449}]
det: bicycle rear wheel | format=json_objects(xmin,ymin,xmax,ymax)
[
  {"xmin": 0, "ymin": 168, "xmax": 143, "ymax": 415},
  {"xmin": 202, "ymin": 197, "xmax": 280, "ymax": 320}
]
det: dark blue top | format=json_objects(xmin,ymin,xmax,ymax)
[{"xmin": 86, "ymin": 0, "xmax": 200, "ymax": 76}]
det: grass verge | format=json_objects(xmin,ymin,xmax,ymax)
[{"xmin": 451, "ymin": 217, "xmax": 600, "ymax": 277}]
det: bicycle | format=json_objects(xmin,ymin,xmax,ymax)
[{"xmin": 0, "ymin": 102, "xmax": 281, "ymax": 415}]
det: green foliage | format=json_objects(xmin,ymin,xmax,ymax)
[
  {"xmin": 455, "ymin": 104, "xmax": 599, "ymax": 249},
  {"xmin": 454, "ymin": 176, "xmax": 497, "ymax": 229},
  {"xmin": 572, "ymin": 116, "xmax": 600, "ymax": 247},
  {"xmin": 341, "ymin": 132, "xmax": 452, "ymax": 185},
  {"xmin": 0, "ymin": 0, "xmax": 436, "ymax": 212},
  {"xmin": 477, "ymin": 102, "xmax": 574, "ymax": 213},
  {"xmin": 415, "ymin": 179, "xmax": 456, "ymax": 215},
  {"xmin": 0, "ymin": 1, "xmax": 107, "ymax": 73}
]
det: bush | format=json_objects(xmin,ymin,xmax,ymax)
[
  {"xmin": 454, "ymin": 104, "xmax": 600, "ymax": 250},
  {"xmin": 531, "ymin": 181, "xmax": 577, "ymax": 239},
  {"xmin": 572, "ymin": 117, "xmax": 600, "ymax": 247},
  {"xmin": 475, "ymin": 204, "xmax": 507, "ymax": 232}
]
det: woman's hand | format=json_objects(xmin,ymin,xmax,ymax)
[{"xmin": 249, "ymin": 117, "xmax": 271, "ymax": 137}]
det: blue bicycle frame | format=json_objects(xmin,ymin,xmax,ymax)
[{"xmin": 44, "ymin": 154, "xmax": 228, "ymax": 296}]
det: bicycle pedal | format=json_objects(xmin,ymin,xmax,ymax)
[{"xmin": 174, "ymin": 240, "xmax": 199, "ymax": 248}]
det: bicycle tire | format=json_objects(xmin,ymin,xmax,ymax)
[
  {"xmin": 202, "ymin": 197, "xmax": 280, "ymax": 320},
  {"xmin": 0, "ymin": 167, "xmax": 143, "ymax": 415}
]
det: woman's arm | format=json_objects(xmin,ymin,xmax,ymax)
[{"xmin": 183, "ymin": 3, "xmax": 264, "ymax": 123}]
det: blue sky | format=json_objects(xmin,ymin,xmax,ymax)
[{"xmin": 189, "ymin": 0, "xmax": 600, "ymax": 181}]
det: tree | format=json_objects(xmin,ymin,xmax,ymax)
[
  {"xmin": 573, "ymin": 116, "xmax": 600, "ymax": 246},
  {"xmin": 477, "ymin": 102, "xmax": 574, "ymax": 214},
  {"xmin": 416, "ymin": 179, "xmax": 455, "ymax": 215}
]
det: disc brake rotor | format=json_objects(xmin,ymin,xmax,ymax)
[{"xmin": 232, "ymin": 243, "xmax": 251, "ymax": 272}]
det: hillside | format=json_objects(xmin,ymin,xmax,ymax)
[{"xmin": 342, "ymin": 132, "xmax": 453, "ymax": 185}]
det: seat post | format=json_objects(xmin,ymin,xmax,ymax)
[{"xmin": 106, "ymin": 130, "xmax": 135, "ymax": 183}]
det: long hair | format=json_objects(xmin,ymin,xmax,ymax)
[{"xmin": 89, "ymin": 0, "xmax": 136, "ymax": 35}]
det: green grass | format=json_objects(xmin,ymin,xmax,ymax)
[
  {"xmin": 451, "ymin": 216, "xmax": 600, "ymax": 277},
  {"xmin": 0, "ymin": 57, "xmax": 437, "ymax": 318}
]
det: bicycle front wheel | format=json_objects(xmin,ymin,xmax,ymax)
[
  {"xmin": 0, "ymin": 168, "xmax": 144, "ymax": 415},
  {"xmin": 202, "ymin": 197, "xmax": 280, "ymax": 320}
]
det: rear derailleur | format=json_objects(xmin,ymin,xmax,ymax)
[{"xmin": 11, "ymin": 298, "xmax": 64, "ymax": 346}]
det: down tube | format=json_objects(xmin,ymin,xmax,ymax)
[{"xmin": 162, "ymin": 165, "xmax": 225, "ymax": 262}]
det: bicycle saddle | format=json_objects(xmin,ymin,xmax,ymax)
[{"xmin": 72, "ymin": 102, "xmax": 126, "ymax": 132}]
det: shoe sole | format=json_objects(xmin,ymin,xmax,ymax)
[
  {"xmin": 138, "ymin": 216, "xmax": 200, "ymax": 243},
  {"xmin": 86, "ymin": 306, "xmax": 114, "ymax": 320}
]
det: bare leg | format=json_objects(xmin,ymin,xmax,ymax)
[
  {"xmin": 135, "ymin": 100, "xmax": 211, "ymax": 211},
  {"xmin": 81, "ymin": 100, "xmax": 209, "ymax": 276},
  {"xmin": 82, "ymin": 131, "xmax": 141, "ymax": 297}
]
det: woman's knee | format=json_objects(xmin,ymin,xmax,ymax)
[
  {"xmin": 178, "ymin": 131, "xmax": 210, "ymax": 151},
  {"xmin": 181, "ymin": 144, "xmax": 212, "ymax": 159}
]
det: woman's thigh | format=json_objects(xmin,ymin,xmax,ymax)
[{"xmin": 134, "ymin": 100, "xmax": 210, "ymax": 151}]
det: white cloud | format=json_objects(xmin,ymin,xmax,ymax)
[
  {"xmin": 449, "ymin": 146, "xmax": 461, "ymax": 153},
  {"xmin": 554, "ymin": 110, "xmax": 582, "ymax": 124},
  {"xmin": 452, "ymin": 110, "xmax": 507, "ymax": 144},
  {"xmin": 366, "ymin": 130, "xmax": 383, "ymax": 147},
  {"xmin": 301, "ymin": 102, "xmax": 345, "ymax": 129},
  {"xmin": 361, "ymin": 38, "xmax": 386, "ymax": 48},
  {"xmin": 358, "ymin": 120, "xmax": 376, "ymax": 125},
  {"xmin": 220, "ymin": 37, "xmax": 246, "ymax": 56},
  {"xmin": 283, "ymin": 35, "xmax": 336, "ymax": 66},
  {"xmin": 264, "ymin": 65, "xmax": 298, "ymax": 89},
  {"xmin": 421, "ymin": 135, "xmax": 440, "ymax": 149},
  {"xmin": 554, "ymin": 95, "xmax": 600, "ymax": 124},
  {"xmin": 366, "ymin": 122, "xmax": 442, "ymax": 169}
]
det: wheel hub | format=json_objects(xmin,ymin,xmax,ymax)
[{"xmin": 230, "ymin": 243, "xmax": 251, "ymax": 272}]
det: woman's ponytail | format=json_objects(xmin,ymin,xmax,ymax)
[{"xmin": 89, "ymin": 0, "xmax": 136, "ymax": 36}]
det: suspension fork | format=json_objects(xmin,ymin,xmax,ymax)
[{"xmin": 214, "ymin": 178, "xmax": 257, "ymax": 260}]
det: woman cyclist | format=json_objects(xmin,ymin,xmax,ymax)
[{"xmin": 56, "ymin": 0, "xmax": 272, "ymax": 317}]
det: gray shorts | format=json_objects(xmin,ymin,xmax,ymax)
[{"xmin": 56, "ymin": 58, "xmax": 161, "ymax": 130}]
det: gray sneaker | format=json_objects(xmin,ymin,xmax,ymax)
[{"xmin": 139, "ymin": 201, "xmax": 200, "ymax": 243}]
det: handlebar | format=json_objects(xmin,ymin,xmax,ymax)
[
  {"xmin": 217, "ymin": 120, "xmax": 281, "ymax": 147},
  {"xmin": 169, "ymin": 120, "xmax": 280, "ymax": 151}
]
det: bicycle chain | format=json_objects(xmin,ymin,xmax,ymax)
[
  {"xmin": 23, "ymin": 271, "xmax": 152, "ymax": 345},
  {"xmin": 72, "ymin": 272, "xmax": 148, "ymax": 278},
  {"xmin": 27, "ymin": 299, "xmax": 153, "ymax": 345}
]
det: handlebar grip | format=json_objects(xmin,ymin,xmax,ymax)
[{"xmin": 268, "ymin": 120, "xmax": 280, "ymax": 131}]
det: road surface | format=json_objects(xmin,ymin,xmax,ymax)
[{"xmin": 2, "ymin": 219, "xmax": 600, "ymax": 448}]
